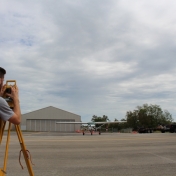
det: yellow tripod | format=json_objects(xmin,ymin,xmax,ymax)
[{"xmin": 0, "ymin": 121, "xmax": 34, "ymax": 176}]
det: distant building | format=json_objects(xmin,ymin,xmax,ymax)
[{"xmin": 20, "ymin": 106, "xmax": 81, "ymax": 132}]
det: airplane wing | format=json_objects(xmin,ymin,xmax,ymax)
[
  {"xmin": 56, "ymin": 122, "xmax": 88, "ymax": 124},
  {"xmin": 93, "ymin": 121, "xmax": 126, "ymax": 124},
  {"xmin": 56, "ymin": 121, "xmax": 126, "ymax": 124}
]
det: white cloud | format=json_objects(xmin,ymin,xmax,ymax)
[{"xmin": 1, "ymin": 0, "xmax": 176, "ymax": 121}]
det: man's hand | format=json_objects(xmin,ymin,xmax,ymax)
[
  {"xmin": 0, "ymin": 84, "xmax": 6, "ymax": 97},
  {"xmin": 6, "ymin": 85, "xmax": 19, "ymax": 101},
  {"xmin": 7, "ymin": 85, "xmax": 21, "ymax": 125}
]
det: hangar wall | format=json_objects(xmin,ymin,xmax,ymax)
[{"xmin": 21, "ymin": 106, "xmax": 81, "ymax": 132}]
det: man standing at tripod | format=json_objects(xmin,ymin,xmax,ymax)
[{"xmin": 0, "ymin": 67, "xmax": 21, "ymax": 125}]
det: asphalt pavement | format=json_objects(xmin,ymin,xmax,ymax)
[{"xmin": 1, "ymin": 132, "xmax": 176, "ymax": 176}]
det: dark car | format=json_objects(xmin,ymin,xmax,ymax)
[
  {"xmin": 138, "ymin": 127, "xmax": 153, "ymax": 133},
  {"xmin": 160, "ymin": 125, "xmax": 171, "ymax": 133},
  {"xmin": 169, "ymin": 124, "xmax": 176, "ymax": 133}
]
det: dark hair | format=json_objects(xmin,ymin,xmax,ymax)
[{"xmin": 0, "ymin": 67, "xmax": 6, "ymax": 78}]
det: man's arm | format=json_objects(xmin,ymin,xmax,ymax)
[{"xmin": 7, "ymin": 86, "xmax": 21, "ymax": 125}]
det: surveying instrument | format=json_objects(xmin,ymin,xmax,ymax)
[{"xmin": 0, "ymin": 80, "xmax": 34, "ymax": 176}]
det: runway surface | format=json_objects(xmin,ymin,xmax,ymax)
[{"xmin": 1, "ymin": 132, "xmax": 176, "ymax": 176}]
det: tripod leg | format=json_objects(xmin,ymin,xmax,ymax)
[
  {"xmin": 0, "ymin": 122, "xmax": 11, "ymax": 176},
  {"xmin": 0, "ymin": 121, "xmax": 6, "ymax": 144},
  {"xmin": 15, "ymin": 125, "xmax": 34, "ymax": 176}
]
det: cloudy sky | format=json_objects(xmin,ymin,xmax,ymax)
[{"xmin": 1, "ymin": 0, "xmax": 176, "ymax": 122}]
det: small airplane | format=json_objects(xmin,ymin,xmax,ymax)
[{"xmin": 56, "ymin": 121, "xmax": 126, "ymax": 135}]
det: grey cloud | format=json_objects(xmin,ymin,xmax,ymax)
[{"xmin": 1, "ymin": 0, "xmax": 176, "ymax": 121}]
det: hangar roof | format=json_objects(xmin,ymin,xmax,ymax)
[{"xmin": 22, "ymin": 106, "xmax": 80, "ymax": 117}]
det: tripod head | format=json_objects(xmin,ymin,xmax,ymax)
[
  {"xmin": 2, "ymin": 80, "xmax": 16, "ymax": 109},
  {"xmin": 0, "ymin": 80, "xmax": 16, "ymax": 143}
]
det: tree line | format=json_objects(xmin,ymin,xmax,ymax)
[{"xmin": 91, "ymin": 104, "xmax": 174, "ymax": 130}]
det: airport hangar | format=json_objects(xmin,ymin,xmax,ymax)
[{"xmin": 20, "ymin": 106, "xmax": 81, "ymax": 132}]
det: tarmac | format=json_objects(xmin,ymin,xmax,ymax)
[{"xmin": 1, "ymin": 131, "xmax": 176, "ymax": 176}]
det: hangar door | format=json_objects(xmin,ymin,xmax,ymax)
[{"xmin": 26, "ymin": 119, "xmax": 75, "ymax": 132}]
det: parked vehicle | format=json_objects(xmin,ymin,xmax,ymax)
[
  {"xmin": 137, "ymin": 124, "xmax": 176, "ymax": 133},
  {"xmin": 138, "ymin": 127, "xmax": 153, "ymax": 133},
  {"xmin": 169, "ymin": 124, "xmax": 176, "ymax": 133},
  {"xmin": 160, "ymin": 125, "xmax": 171, "ymax": 133}
]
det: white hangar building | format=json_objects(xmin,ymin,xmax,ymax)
[{"xmin": 20, "ymin": 106, "xmax": 81, "ymax": 132}]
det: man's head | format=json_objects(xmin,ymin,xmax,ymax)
[
  {"xmin": 0, "ymin": 67, "xmax": 6, "ymax": 78},
  {"xmin": 0, "ymin": 67, "xmax": 6, "ymax": 88}
]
